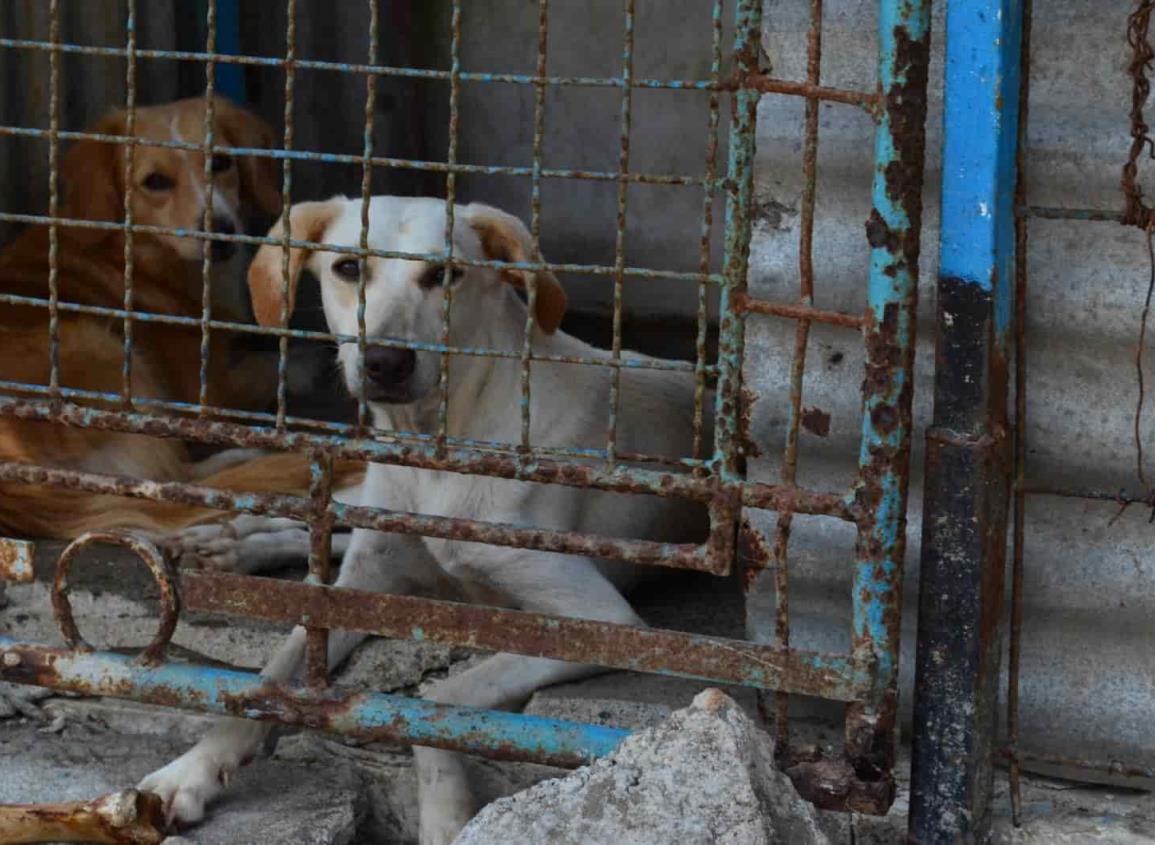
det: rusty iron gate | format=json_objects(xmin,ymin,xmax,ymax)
[{"xmin": 0, "ymin": 0, "xmax": 931, "ymax": 818}]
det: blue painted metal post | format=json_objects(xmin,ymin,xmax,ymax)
[{"xmin": 909, "ymin": 0, "xmax": 1022, "ymax": 841}]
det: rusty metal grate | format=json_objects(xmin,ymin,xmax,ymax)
[{"xmin": 0, "ymin": 0, "xmax": 931, "ymax": 813}]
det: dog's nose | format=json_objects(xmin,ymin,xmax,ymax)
[
  {"xmin": 209, "ymin": 216, "xmax": 237, "ymax": 262},
  {"xmin": 364, "ymin": 346, "xmax": 416, "ymax": 388}
]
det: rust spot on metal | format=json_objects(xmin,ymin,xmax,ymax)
[
  {"xmin": 737, "ymin": 514, "xmax": 772, "ymax": 592},
  {"xmin": 883, "ymin": 26, "xmax": 931, "ymax": 229},
  {"xmin": 785, "ymin": 754, "xmax": 896, "ymax": 815},
  {"xmin": 864, "ymin": 209, "xmax": 898, "ymax": 252},
  {"xmin": 0, "ymin": 536, "xmax": 34, "ymax": 584},
  {"xmin": 800, "ymin": 406, "xmax": 831, "ymax": 437},
  {"xmin": 738, "ymin": 386, "xmax": 762, "ymax": 458}
]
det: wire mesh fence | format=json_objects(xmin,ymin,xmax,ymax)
[{"xmin": 0, "ymin": 0, "xmax": 931, "ymax": 814}]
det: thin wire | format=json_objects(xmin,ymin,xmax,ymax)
[
  {"xmin": 605, "ymin": 0, "xmax": 636, "ymax": 468},
  {"xmin": 769, "ymin": 0, "xmax": 824, "ymax": 755},
  {"xmin": 197, "ymin": 0, "xmax": 219, "ymax": 412},
  {"xmin": 46, "ymin": 0, "xmax": 62, "ymax": 404},
  {"xmin": 436, "ymin": 0, "xmax": 463, "ymax": 454},
  {"xmin": 120, "ymin": 0, "xmax": 138, "ymax": 408},
  {"xmin": 356, "ymin": 0, "xmax": 380, "ymax": 436},
  {"xmin": 692, "ymin": 2, "xmax": 724, "ymax": 461},
  {"xmin": 276, "ymin": 0, "xmax": 298, "ymax": 430},
  {"xmin": 1135, "ymin": 226, "xmax": 1155, "ymax": 492},
  {"xmin": 520, "ymin": 0, "xmax": 550, "ymax": 460}
]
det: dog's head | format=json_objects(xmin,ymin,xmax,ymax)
[
  {"xmin": 59, "ymin": 96, "xmax": 281, "ymax": 261},
  {"xmin": 247, "ymin": 196, "xmax": 567, "ymax": 405}
]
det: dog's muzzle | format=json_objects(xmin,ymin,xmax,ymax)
[{"xmin": 362, "ymin": 345, "xmax": 418, "ymax": 403}]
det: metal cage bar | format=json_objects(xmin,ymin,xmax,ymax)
[{"xmin": 909, "ymin": 1, "xmax": 1022, "ymax": 841}]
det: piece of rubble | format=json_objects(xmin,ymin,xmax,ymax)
[{"xmin": 454, "ymin": 688, "xmax": 829, "ymax": 845}]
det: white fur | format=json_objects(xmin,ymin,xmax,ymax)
[{"xmin": 140, "ymin": 197, "xmax": 708, "ymax": 845}]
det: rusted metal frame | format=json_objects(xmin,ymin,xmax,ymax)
[
  {"xmin": 1008, "ymin": 0, "xmax": 1035, "ymax": 825},
  {"xmin": 197, "ymin": 3, "xmax": 219, "ymax": 414},
  {"xmin": 0, "ymin": 524, "xmax": 871, "ymax": 701},
  {"xmin": 518, "ymin": 0, "xmax": 549, "ymax": 462},
  {"xmin": 909, "ymin": 0, "xmax": 1021, "ymax": 840},
  {"xmin": 691, "ymin": 1, "xmax": 725, "ymax": 461},
  {"xmin": 0, "ymin": 459, "xmax": 715, "ymax": 571},
  {"xmin": 768, "ymin": 0, "xmax": 826, "ymax": 758},
  {"xmin": 45, "ymin": 1, "xmax": 62, "ymax": 406},
  {"xmin": 0, "ymin": 387, "xmax": 863, "ymax": 522},
  {"xmin": 0, "ymin": 374, "xmax": 710, "ymax": 468},
  {"xmin": 605, "ymin": 0, "xmax": 636, "ymax": 468},
  {"xmin": 435, "ymin": 0, "xmax": 463, "ymax": 455},
  {"xmin": 0, "ymin": 639, "xmax": 630, "ymax": 770},
  {"xmin": 275, "ymin": 0, "xmax": 299, "ymax": 429},
  {"xmin": 120, "ymin": 0, "xmax": 138, "ymax": 409},
  {"xmin": 0, "ymin": 36, "xmax": 880, "ymax": 102},
  {"xmin": 355, "ymin": 0, "xmax": 380, "ymax": 435},
  {"xmin": 735, "ymin": 293, "xmax": 865, "ymax": 329},
  {"xmin": 705, "ymin": 0, "xmax": 766, "ymax": 584},
  {"xmin": 0, "ymin": 207, "xmax": 726, "ymax": 284},
  {"xmin": 174, "ymin": 571, "xmax": 871, "ymax": 700},
  {"xmin": 0, "ymin": 395, "xmax": 736, "ymax": 502},
  {"xmin": 823, "ymin": 0, "xmax": 932, "ymax": 817},
  {"xmin": 711, "ymin": 0, "xmax": 761, "ymax": 486},
  {"xmin": 304, "ymin": 453, "xmax": 335, "ymax": 689}
]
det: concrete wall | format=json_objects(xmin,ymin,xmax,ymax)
[{"xmin": 2, "ymin": 0, "xmax": 1153, "ymax": 782}]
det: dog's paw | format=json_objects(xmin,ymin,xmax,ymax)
[
  {"xmin": 0, "ymin": 681, "xmax": 52, "ymax": 721},
  {"xmin": 138, "ymin": 749, "xmax": 230, "ymax": 828},
  {"xmin": 420, "ymin": 814, "xmax": 474, "ymax": 845},
  {"xmin": 164, "ymin": 516, "xmax": 305, "ymax": 572}
]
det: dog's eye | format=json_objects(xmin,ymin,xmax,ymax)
[
  {"xmin": 210, "ymin": 154, "xmax": 234, "ymax": 173},
  {"xmin": 332, "ymin": 259, "xmax": 361, "ymax": 281},
  {"xmin": 141, "ymin": 172, "xmax": 175, "ymax": 192},
  {"xmin": 419, "ymin": 265, "xmax": 465, "ymax": 290}
]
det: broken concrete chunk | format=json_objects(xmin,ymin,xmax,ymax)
[{"xmin": 454, "ymin": 688, "xmax": 828, "ymax": 845}]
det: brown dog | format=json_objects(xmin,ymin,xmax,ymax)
[{"xmin": 0, "ymin": 97, "xmax": 357, "ymax": 540}]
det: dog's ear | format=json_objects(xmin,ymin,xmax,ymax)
[
  {"xmin": 248, "ymin": 198, "xmax": 345, "ymax": 327},
  {"xmin": 464, "ymin": 203, "xmax": 567, "ymax": 334},
  {"xmin": 59, "ymin": 109, "xmax": 128, "ymax": 243},
  {"xmin": 213, "ymin": 98, "xmax": 283, "ymax": 217}
]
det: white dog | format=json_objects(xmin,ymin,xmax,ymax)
[{"xmin": 140, "ymin": 196, "xmax": 709, "ymax": 844}]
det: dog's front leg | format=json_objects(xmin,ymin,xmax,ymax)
[
  {"xmin": 139, "ymin": 529, "xmax": 436, "ymax": 828},
  {"xmin": 414, "ymin": 552, "xmax": 644, "ymax": 845}
]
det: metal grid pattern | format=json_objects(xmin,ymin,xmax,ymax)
[{"xmin": 0, "ymin": 0, "xmax": 931, "ymax": 813}]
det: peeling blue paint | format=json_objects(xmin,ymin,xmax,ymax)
[{"xmin": 0, "ymin": 638, "xmax": 629, "ymax": 765}]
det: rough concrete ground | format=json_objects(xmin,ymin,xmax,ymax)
[{"xmin": 2, "ymin": 543, "xmax": 1154, "ymax": 843}]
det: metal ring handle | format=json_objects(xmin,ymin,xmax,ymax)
[{"xmin": 52, "ymin": 531, "xmax": 180, "ymax": 666}]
